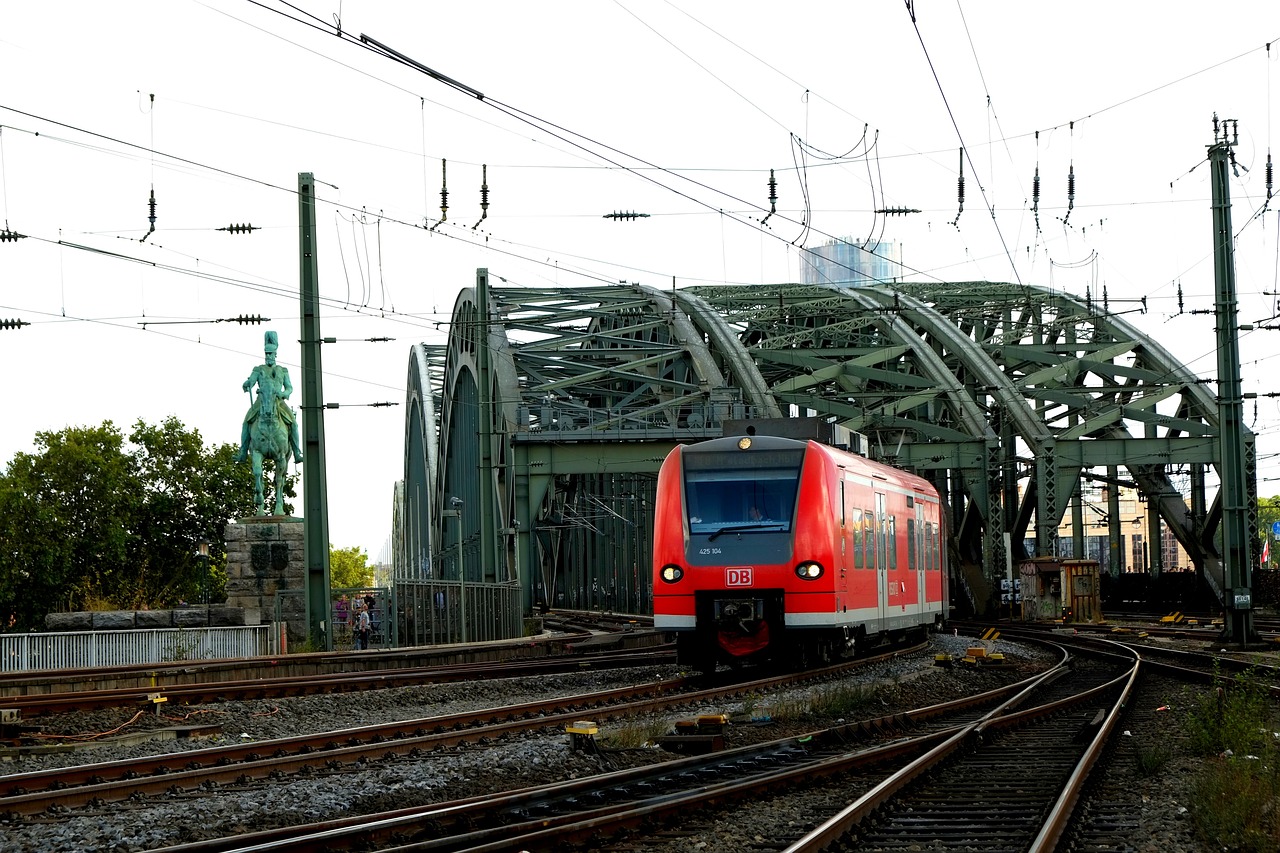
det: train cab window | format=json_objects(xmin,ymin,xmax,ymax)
[{"xmin": 682, "ymin": 447, "xmax": 803, "ymax": 534}]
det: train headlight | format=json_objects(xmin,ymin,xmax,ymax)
[
  {"xmin": 794, "ymin": 561, "xmax": 824, "ymax": 580},
  {"xmin": 660, "ymin": 564, "xmax": 685, "ymax": 583}
]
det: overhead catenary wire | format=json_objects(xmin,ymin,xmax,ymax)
[
  {"xmin": 229, "ymin": 4, "xmax": 1280, "ymax": 296},
  {"xmin": 5, "ymin": 10, "xmax": 1274, "ymax": 315}
]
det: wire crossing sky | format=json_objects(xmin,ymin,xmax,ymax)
[{"xmin": 2, "ymin": 1, "xmax": 1280, "ymax": 559}]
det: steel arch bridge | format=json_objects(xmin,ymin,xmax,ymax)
[{"xmin": 393, "ymin": 270, "xmax": 1256, "ymax": 627}]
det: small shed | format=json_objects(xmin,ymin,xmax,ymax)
[{"xmin": 1019, "ymin": 557, "xmax": 1102, "ymax": 623}]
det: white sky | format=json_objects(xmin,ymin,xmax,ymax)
[{"xmin": 2, "ymin": 1, "xmax": 1280, "ymax": 560}]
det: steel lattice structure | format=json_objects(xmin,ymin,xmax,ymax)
[{"xmin": 393, "ymin": 272, "xmax": 1255, "ymax": 624}]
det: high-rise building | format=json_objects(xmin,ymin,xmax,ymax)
[{"xmin": 801, "ymin": 238, "xmax": 903, "ymax": 286}]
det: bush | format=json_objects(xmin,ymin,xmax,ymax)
[{"xmin": 1182, "ymin": 664, "xmax": 1280, "ymax": 851}]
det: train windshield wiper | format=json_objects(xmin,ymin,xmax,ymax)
[{"xmin": 707, "ymin": 523, "xmax": 781, "ymax": 541}]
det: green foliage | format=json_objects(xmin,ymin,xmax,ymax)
[
  {"xmin": 809, "ymin": 682, "xmax": 876, "ymax": 718},
  {"xmin": 0, "ymin": 418, "xmax": 259, "ymax": 628},
  {"xmin": 1182, "ymin": 666, "xmax": 1275, "ymax": 757},
  {"xmin": 1191, "ymin": 756, "xmax": 1280, "ymax": 852},
  {"xmin": 1133, "ymin": 742, "xmax": 1172, "ymax": 776},
  {"xmin": 330, "ymin": 544, "xmax": 374, "ymax": 589},
  {"xmin": 1259, "ymin": 495, "xmax": 1280, "ymax": 569},
  {"xmin": 1182, "ymin": 667, "xmax": 1280, "ymax": 851}
]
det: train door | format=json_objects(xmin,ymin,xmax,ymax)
[
  {"xmin": 915, "ymin": 500, "xmax": 926, "ymax": 616},
  {"xmin": 876, "ymin": 492, "xmax": 888, "ymax": 624}
]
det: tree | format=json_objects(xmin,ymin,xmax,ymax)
[
  {"xmin": 0, "ymin": 424, "xmax": 141, "ymax": 624},
  {"xmin": 0, "ymin": 417, "xmax": 282, "ymax": 627},
  {"xmin": 128, "ymin": 417, "xmax": 259, "ymax": 607},
  {"xmin": 330, "ymin": 544, "xmax": 374, "ymax": 590},
  {"xmin": 1259, "ymin": 496, "xmax": 1280, "ymax": 569}
]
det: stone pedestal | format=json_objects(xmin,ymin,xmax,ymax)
[{"xmin": 225, "ymin": 517, "xmax": 306, "ymax": 644}]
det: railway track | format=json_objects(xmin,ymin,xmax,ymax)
[
  {"xmin": 1, "ymin": 646, "xmax": 674, "ymax": 717},
  {"xmin": 98, "ymin": 634, "xmax": 1121, "ymax": 853},
  {"xmin": 0, "ymin": 644, "xmax": 923, "ymax": 818},
  {"xmin": 16, "ymin": 631, "xmax": 1225, "ymax": 852}
]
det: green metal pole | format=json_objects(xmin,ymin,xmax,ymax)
[
  {"xmin": 298, "ymin": 173, "xmax": 332, "ymax": 650},
  {"xmin": 1207, "ymin": 119, "xmax": 1256, "ymax": 644}
]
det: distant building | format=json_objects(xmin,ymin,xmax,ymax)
[
  {"xmin": 1047, "ymin": 484, "xmax": 1191, "ymax": 574},
  {"xmin": 801, "ymin": 238, "xmax": 903, "ymax": 286}
]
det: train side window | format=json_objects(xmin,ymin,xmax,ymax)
[
  {"xmin": 851, "ymin": 508, "xmax": 863, "ymax": 568},
  {"xmin": 864, "ymin": 510, "xmax": 875, "ymax": 569},
  {"xmin": 926, "ymin": 521, "xmax": 935, "ymax": 570},
  {"xmin": 887, "ymin": 515, "xmax": 897, "ymax": 569},
  {"xmin": 840, "ymin": 480, "xmax": 846, "ymax": 527},
  {"xmin": 907, "ymin": 517, "xmax": 915, "ymax": 570}
]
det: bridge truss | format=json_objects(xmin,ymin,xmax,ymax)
[{"xmin": 394, "ymin": 271, "xmax": 1255, "ymax": 622}]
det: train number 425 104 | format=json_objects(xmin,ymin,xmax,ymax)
[{"xmin": 697, "ymin": 547, "xmax": 722, "ymax": 555}]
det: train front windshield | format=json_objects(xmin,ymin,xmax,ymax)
[{"xmin": 683, "ymin": 448, "xmax": 804, "ymax": 534}]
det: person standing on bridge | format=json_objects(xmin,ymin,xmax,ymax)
[
  {"xmin": 355, "ymin": 603, "xmax": 372, "ymax": 651},
  {"xmin": 233, "ymin": 331, "xmax": 304, "ymax": 464}
]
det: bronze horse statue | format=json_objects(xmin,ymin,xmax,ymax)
[{"xmin": 247, "ymin": 381, "xmax": 292, "ymax": 516}]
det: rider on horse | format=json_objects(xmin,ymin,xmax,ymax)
[{"xmin": 234, "ymin": 331, "xmax": 304, "ymax": 464}]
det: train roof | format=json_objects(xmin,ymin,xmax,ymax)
[{"xmin": 680, "ymin": 434, "xmax": 937, "ymax": 495}]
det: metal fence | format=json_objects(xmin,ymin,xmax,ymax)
[
  {"xmin": 330, "ymin": 587, "xmax": 395, "ymax": 651},
  {"xmin": 0, "ymin": 625, "xmax": 275, "ymax": 673},
  {"xmin": 397, "ymin": 580, "xmax": 524, "ymax": 646}
]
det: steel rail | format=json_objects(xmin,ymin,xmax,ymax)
[{"xmin": 0, "ymin": 644, "xmax": 924, "ymax": 815}]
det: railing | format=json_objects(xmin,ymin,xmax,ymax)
[
  {"xmin": 397, "ymin": 580, "xmax": 524, "ymax": 646},
  {"xmin": 0, "ymin": 625, "xmax": 274, "ymax": 673}
]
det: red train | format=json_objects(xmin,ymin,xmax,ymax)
[{"xmin": 653, "ymin": 433, "xmax": 949, "ymax": 671}]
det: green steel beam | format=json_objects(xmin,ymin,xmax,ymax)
[{"xmin": 297, "ymin": 173, "xmax": 332, "ymax": 650}]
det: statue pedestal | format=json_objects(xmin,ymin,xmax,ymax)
[{"xmin": 225, "ymin": 517, "xmax": 306, "ymax": 645}]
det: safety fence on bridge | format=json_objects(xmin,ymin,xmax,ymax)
[
  {"xmin": 397, "ymin": 580, "xmax": 524, "ymax": 647},
  {"xmin": 0, "ymin": 625, "xmax": 277, "ymax": 673}
]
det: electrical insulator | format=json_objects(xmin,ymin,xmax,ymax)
[
  {"xmin": 1032, "ymin": 166, "xmax": 1040, "ymax": 211},
  {"xmin": 473, "ymin": 164, "xmax": 489, "ymax": 230},
  {"xmin": 0, "ymin": 229, "xmax": 25, "ymax": 242},
  {"xmin": 1067, "ymin": 165, "xmax": 1075, "ymax": 209},
  {"xmin": 760, "ymin": 168, "xmax": 779, "ymax": 226},
  {"xmin": 221, "ymin": 223, "xmax": 258, "ymax": 234},
  {"xmin": 950, "ymin": 149, "xmax": 965, "ymax": 227},
  {"xmin": 140, "ymin": 186, "xmax": 158, "ymax": 242},
  {"xmin": 0, "ymin": 318, "xmax": 29, "ymax": 330},
  {"xmin": 439, "ymin": 159, "xmax": 449, "ymax": 218},
  {"xmin": 233, "ymin": 314, "xmax": 265, "ymax": 325},
  {"xmin": 1267, "ymin": 152, "xmax": 1273, "ymax": 200}
]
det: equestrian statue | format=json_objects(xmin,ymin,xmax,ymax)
[{"xmin": 234, "ymin": 330, "xmax": 304, "ymax": 516}]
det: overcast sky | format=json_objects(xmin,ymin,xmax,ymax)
[{"xmin": 2, "ymin": 1, "xmax": 1279, "ymax": 560}]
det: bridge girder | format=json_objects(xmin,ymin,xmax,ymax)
[{"xmin": 394, "ymin": 275, "xmax": 1253, "ymax": 620}]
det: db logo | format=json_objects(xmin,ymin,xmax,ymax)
[{"xmin": 726, "ymin": 567, "xmax": 754, "ymax": 587}]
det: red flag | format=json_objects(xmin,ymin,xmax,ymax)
[{"xmin": 1262, "ymin": 538, "xmax": 1271, "ymax": 567}]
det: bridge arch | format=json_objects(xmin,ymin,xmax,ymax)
[{"xmin": 394, "ymin": 273, "xmax": 1254, "ymax": 633}]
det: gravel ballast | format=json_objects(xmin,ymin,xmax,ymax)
[{"xmin": 0, "ymin": 634, "xmax": 1236, "ymax": 852}]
